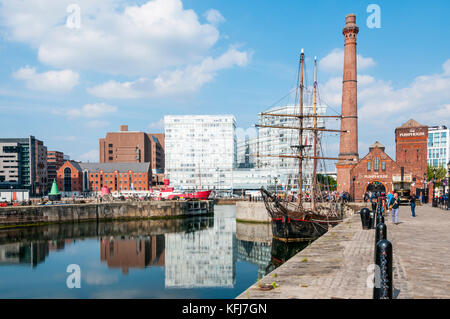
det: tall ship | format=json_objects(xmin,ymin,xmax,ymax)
[{"xmin": 259, "ymin": 49, "xmax": 346, "ymax": 241}]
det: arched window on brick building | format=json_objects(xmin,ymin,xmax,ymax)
[{"xmin": 64, "ymin": 167, "xmax": 72, "ymax": 192}]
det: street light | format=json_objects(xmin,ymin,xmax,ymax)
[
  {"xmin": 432, "ymin": 167, "xmax": 438, "ymax": 207},
  {"xmin": 423, "ymin": 173, "xmax": 428, "ymax": 204}
]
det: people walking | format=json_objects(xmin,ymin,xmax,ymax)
[
  {"xmin": 410, "ymin": 194, "xmax": 416, "ymax": 217},
  {"xmin": 370, "ymin": 192, "xmax": 377, "ymax": 211},
  {"xmin": 390, "ymin": 193, "xmax": 400, "ymax": 225}
]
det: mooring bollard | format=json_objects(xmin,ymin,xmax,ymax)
[
  {"xmin": 376, "ymin": 213, "xmax": 384, "ymax": 226},
  {"xmin": 374, "ymin": 222, "xmax": 387, "ymax": 263},
  {"xmin": 360, "ymin": 208, "xmax": 370, "ymax": 230},
  {"xmin": 373, "ymin": 239, "xmax": 393, "ymax": 299}
]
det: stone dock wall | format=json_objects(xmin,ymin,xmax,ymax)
[
  {"xmin": 0, "ymin": 200, "xmax": 214, "ymax": 228},
  {"xmin": 236, "ymin": 202, "xmax": 270, "ymax": 223}
]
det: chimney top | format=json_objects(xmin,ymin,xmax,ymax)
[
  {"xmin": 120, "ymin": 125, "xmax": 128, "ymax": 132},
  {"xmin": 346, "ymin": 14, "xmax": 356, "ymax": 24}
]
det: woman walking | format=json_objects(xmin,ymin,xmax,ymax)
[
  {"xmin": 410, "ymin": 194, "xmax": 416, "ymax": 217},
  {"xmin": 390, "ymin": 193, "xmax": 400, "ymax": 225}
]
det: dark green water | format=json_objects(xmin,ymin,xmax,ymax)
[{"xmin": 0, "ymin": 205, "xmax": 309, "ymax": 298}]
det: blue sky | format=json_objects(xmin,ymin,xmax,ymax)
[{"xmin": 0, "ymin": 0, "xmax": 449, "ymax": 163}]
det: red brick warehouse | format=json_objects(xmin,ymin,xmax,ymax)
[
  {"xmin": 349, "ymin": 120, "xmax": 429, "ymax": 202},
  {"xmin": 57, "ymin": 161, "xmax": 151, "ymax": 194}
]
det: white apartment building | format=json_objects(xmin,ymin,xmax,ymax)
[
  {"xmin": 427, "ymin": 125, "xmax": 449, "ymax": 168},
  {"xmin": 164, "ymin": 115, "xmax": 236, "ymax": 191}
]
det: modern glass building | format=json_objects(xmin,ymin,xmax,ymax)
[
  {"xmin": 427, "ymin": 126, "xmax": 449, "ymax": 168},
  {"xmin": 164, "ymin": 115, "xmax": 236, "ymax": 191},
  {"xmin": 0, "ymin": 136, "xmax": 47, "ymax": 195}
]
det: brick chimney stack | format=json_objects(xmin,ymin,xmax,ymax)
[
  {"xmin": 120, "ymin": 125, "xmax": 128, "ymax": 132},
  {"xmin": 336, "ymin": 14, "xmax": 359, "ymax": 193}
]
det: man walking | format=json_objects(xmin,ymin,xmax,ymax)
[
  {"xmin": 390, "ymin": 193, "xmax": 400, "ymax": 225},
  {"xmin": 410, "ymin": 194, "xmax": 416, "ymax": 217}
]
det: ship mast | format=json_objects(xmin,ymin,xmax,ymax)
[
  {"xmin": 312, "ymin": 56, "xmax": 318, "ymax": 211},
  {"xmin": 298, "ymin": 49, "xmax": 304, "ymax": 208}
]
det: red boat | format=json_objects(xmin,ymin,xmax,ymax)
[{"xmin": 151, "ymin": 179, "xmax": 212, "ymax": 200}]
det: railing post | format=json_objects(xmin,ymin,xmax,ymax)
[
  {"xmin": 373, "ymin": 239, "xmax": 393, "ymax": 299},
  {"xmin": 374, "ymin": 222, "xmax": 387, "ymax": 262},
  {"xmin": 360, "ymin": 208, "xmax": 370, "ymax": 230},
  {"xmin": 376, "ymin": 212, "xmax": 384, "ymax": 226}
]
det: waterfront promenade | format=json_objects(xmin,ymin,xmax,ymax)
[{"xmin": 237, "ymin": 204, "xmax": 450, "ymax": 299}]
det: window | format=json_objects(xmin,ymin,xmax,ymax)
[
  {"xmin": 382, "ymin": 162, "xmax": 386, "ymax": 171},
  {"xmin": 367, "ymin": 161, "xmax": 371, "ymax": 171},
  {"xmin": 64, "ymin": 167, "xmax": 72, "ymax": 191},
  {"xmin": 374, "ymin": 157, "xmax": 379, "ymax": 171},
  {"xmin": 108, "ymin": 144, "xmax": 113, "ymax": 147}
]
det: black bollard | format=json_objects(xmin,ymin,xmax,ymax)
[
  {"xmin": 373, "ymin": 239, "xmax": 393, "ymax": 299},
  {"xmin": 374, "ymin": 222, "xmax": 387, "ymax": 263},
  {"xmin": 360, "ymin": 208, "xmax": 371, "ymax": 230},
  {"xmin": 376, "ymin": 213, "xmax": 384, "ymax": 226}
]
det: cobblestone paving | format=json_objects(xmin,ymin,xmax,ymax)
[
  {"xmin": 236, "ymin": 204, "xmax": 450, "ymax": 299},
  {"xmin": 236, "ymin": 212, "xmax": 376, "ymax": 299},
  {"xmin": 386, "ymin": 204, "xmax": 450, "ymax": 299}
]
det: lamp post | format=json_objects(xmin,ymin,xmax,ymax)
[
  {"xmin": 352, "ymin": 176, "xmax": 356, "ymax": 202},
  {"xmin": 423, "ymin": 173, "xmax": 428, "ymax": 204},
  {"xmin": 447, "ymin": 161, "xmax": 450, "ymax": 210},
  {"xmin": 274, "ymin": 177, "xmax": 278, "ymax": 195},
  {"xmin": 432, "ymin": 167, "xmax": 437, "ymax": 207}
]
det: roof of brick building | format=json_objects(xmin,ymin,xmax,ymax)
[
  {"xmin": 399, "ymin": 119, "xmax": 424, "ymax": 128},
  {"xmin": 69, "ymin": 161, "xmax": 150, "ymax": 173}
]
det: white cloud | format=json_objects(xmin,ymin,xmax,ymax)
[
  {"xmin": 204, "ymin": 9, "xmax": 225, "ymax": 26},
  {"xmin": 87, "ymin": 47, "xmax": 251, "ymax": 98},
  {"xmin": 319, "ymin": 48, "xmax": 375, "ymax": 74},
  {"xmin": 12, "ymin": 66, "xmax": 79, "ymax": 92},
  {"xmin": 0, "ymin": 0, "xmax": 223, "ymax": 76},
  {"xmin": 78, "ymin": 149, "xmax": 99, "ymax": 162},
  {"xmin": 320, "ymin": 57, "xmax": 450, "ymax": 130},
  {"xmin": 149, "ymin": 119, "xmax": 164, "ymax": 131},
  {"xmin": 85, "ymin": 120, "xmax": 110, "ymax": 128},
  {"xmin": 60, "ymin": 103, "xmax": 118, "ymax": 118},
  {"xmin": 236, "ymin": 127, "xmax": 258, "ymax": 141}
]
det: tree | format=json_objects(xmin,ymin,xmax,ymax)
[
  {"xmin": 427, "ymin": 165, "xmax": 447, "ymax": 187},
  {"xmin": 317, "ymin": 174, "xmax": 337, "ymax": 191}
]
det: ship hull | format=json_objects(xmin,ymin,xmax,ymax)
[{"xmin": 271, "ymin": 217, "xmax": 332, "ymax": 241}]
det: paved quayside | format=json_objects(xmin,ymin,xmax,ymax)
[
  {"xmin": 237, "ymin": 204, "xmax": 450, "ymax": 299},
  {"xmin": 385, "ymin": 204, "xmax": 450, "ymax": 298}
]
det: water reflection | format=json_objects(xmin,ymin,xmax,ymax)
[
  {"xmin": 165, "ymin": 207, "xmax": 236, "ymax": 288},
  {"xmin": 0, "ymin": 240, "xmax": 73, "ymax": 268},
  {"xmin": 0, "ymin": 206, "xmax": 314, "ymax": 298},
  {"xmin": 100, "ymin": 236, "xmax": 165, "ymax": 274}
]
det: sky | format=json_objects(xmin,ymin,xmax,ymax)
[{"xmin": 0, "ymin": 0, "xmax": 449, "ymax": 164}]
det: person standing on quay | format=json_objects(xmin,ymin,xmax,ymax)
[
  {"xmin": 390, "ymin": 193, "xmax": 400, "ymax": 225},
  {"xmin": 410, "ymin": 194, "xmax": 417, "ymax": 217}
]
